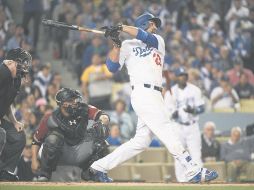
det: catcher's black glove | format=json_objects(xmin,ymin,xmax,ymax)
[
  {"xmin": 171, "ymin": 110, "xmax": 179, "ymax": 119},
  {"xmin": 90, "ymin": 121, "xmax": 110, "ymax": 140},
  {"xmin": 101, "ymin": 23, "xmax": 123, "ymax": 48},
  {"xmin": 184, "ymin": 105, "xmax": 196, "ymax": 114}
]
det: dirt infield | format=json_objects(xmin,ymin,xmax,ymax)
[
  {"xmin": 1, "ymin": 182, "xmax": 254, "ymax": 187},
  {"xmin": 1, "ymin": 182, "xmax": 254, "ymax": 190}
]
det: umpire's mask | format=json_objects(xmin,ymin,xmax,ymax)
[{"xmin": 6, "ymin": 48, "xmax": 32, "ymax": 78}]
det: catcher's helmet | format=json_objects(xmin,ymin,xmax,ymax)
[
  {"xmin": 134, "ymin": 13, "xmax": 161, "ymax": 30},
  {"xmin": 6, "ymin": 48, "xmax": 32, "ymax": 78},
  {"xmin": 55, "ymin": 88, "xmax": 83, "ymax": 106}
]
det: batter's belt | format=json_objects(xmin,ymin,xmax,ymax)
[{"xmin": 131, "ymin": 83, "xmax": 163, "ymax": 92}]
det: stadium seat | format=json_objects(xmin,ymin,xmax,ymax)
[
  {"xmin": 132, "ymin": 163, "xmax": 163, "ymax": 182},
  {"xmin": 204, "ymin": 161, "xmax": 226, "ymax": 182},
  {"xmin": 240, "ymin": 106, "xmax": 254, "ymax": 112},
  {"xmin": 213, "ymin": 108, "xmax": 235, "ymax": 113},
  {"xmin": 240, "ymin": 99, "xmax": 254, "ymax": 112},
  {"xmin": 136, "ymin": 147, "xmax": 167, "ymax": 163},
  {"xmin": 109, "ymin": 146, "xmax": 136, "ymax": 163},
  {"xmin": 216, "ymin": 137, "xmax": 228, "ymax": 143},
  {"xmin": 162, "ymin": 163, "xmax": 176, "ymax": 182},
  {"xmin": 108, "ymin": 163, "xmax": 133, "ymax": 181},
  {"xmin": 240, "ymin": 99, "xmax": 254, "ymax": 107},
  {"xmin": 166, "ymin": 151, "xmax": 175, "ymax": 163}
]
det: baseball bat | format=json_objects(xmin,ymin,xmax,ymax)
[{"xmin": 42, "ymin": 19, "xmax": 105, "ymax": 35}]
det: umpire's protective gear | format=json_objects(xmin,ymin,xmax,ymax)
[
  {"xmin": 134, "ymin": 13, "xmax": 161, "ymax": 30},
  {"xmin": 0, "ymin": 119, "xmax": 26, "ymax": 173},
  {"xmin": 6, "ymin": 48, "xmax": 32, "ymax": 78}
]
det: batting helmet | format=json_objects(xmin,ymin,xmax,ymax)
[
  {"xmin": 174, "ymin": 67, "xmax": 188, "ymax": 77},
  {"xmin": 134, "ymin": 13, "xmax": 161, "ymax": 30}
]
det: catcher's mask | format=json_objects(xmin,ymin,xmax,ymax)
[
  {"xmin": 6, "ymin": 48, "xmax": 32, "ymax": 78},
  {"xmin": 55, "ymin": 88, "xmax": 85, "ymax": 118}
]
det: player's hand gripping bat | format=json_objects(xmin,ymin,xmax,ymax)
[{"xmin": 42, "ymin": 19, "xmax": 105, "ymax": 35}]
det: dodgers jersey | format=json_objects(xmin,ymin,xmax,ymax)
[
  {"xmin": 165, "ymin": 83, "xmax": 204, "ymax": 123},
  {"xmin": 119, "ymin": 34, "xmax": 165, "ymax": 87}
]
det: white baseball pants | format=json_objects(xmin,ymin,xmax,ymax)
[
  {"xmin": 91, "ymin": 86, "xmax": 200, "ymax": 179},
  {"xmin": 174, "ymin": 123, "xmax": 203, "ymax": 182}
]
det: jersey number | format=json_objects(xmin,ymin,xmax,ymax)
[{"xmin": 153, "ymin": 53, "xmax": 162, "ymax": 66}]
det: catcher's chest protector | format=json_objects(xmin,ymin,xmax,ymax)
[{"xmin": 48, "ymin": 107, "xmax": 89, "ymax": 145}]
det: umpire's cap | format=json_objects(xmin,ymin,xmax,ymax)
[
  {"xmin": 174, "ymin": 67, "xmax": 188, "ymax": 77},
  {"xmin": 134, "ymin": 13, "xmax": 161, "ymax": 30}
]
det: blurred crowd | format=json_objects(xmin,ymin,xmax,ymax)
[
  {"xmin": 0, "ymin": 0, "xmax": 254, "ymax": 182},
  {"xmin": 48, "ymin": 0, "xmax": 254, "ymax": 111}
]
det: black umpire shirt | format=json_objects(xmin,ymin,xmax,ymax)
[{"xmin": 0, "ymin": 63, "xmax": 21, "ymax": 119}]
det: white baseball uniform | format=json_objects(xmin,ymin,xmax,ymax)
[
  {"xmin": 164, "ymin": 82, "xmax": 204, "ymax": 182},
  {"xmin": 91, "ymin": 34, "xmax": 200, "ymax": 180}
]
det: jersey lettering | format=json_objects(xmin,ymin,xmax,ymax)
[{"xmin": 133, "ymin": 45, "xmax": 153, "ymax": 57}]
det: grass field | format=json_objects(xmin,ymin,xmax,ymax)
[{"xmin": 1, "ymin": 183, "xmax": 254, "ymax": 190}]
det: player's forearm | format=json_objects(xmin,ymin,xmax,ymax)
[
  {"xmin": 106, "ymin": 47, "xmax": 121, "ymax": 73},
  {"xmin": 31, "ymin": 144, "xmax": 40, "ymax": 162},
  {"xmin": 122, "ymin": 25, "xmax": 158, "ymax": 49},
  {"xmin": 122, "ymin": 25, "xmax": 138, "ymax": 37},
  {"xmin": 7, "ymin": 105, "xmax": 18, "ymax": 124},
  {"xmin": 108, "ymin": 47, "xmax": 120, "ymax": 62}
]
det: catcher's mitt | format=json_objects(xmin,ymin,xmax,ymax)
[
  {"xmin": 89, "ymin": 121, "xmax": 110, "ymax": 140},
  {"xmin": 101, "ymin": 24, "xmax": 123, "ymax": 48}
]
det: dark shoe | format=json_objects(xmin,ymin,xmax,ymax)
[
  {"xmin": 0, "ymin": 170, "xmax": 19, "ymax": 181},
  {"xmin": 33, "ymin": 175, "xmax": 49, "ymax": 182},
  {"xmin": 81, "ymin": 169, "xmax": 92, "ymax": 181},
  {"xmin": 88, "ymin": 167, "xmax": 113, "ymax": 182}
]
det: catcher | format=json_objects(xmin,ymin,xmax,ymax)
[{"xmin": 31, "ymin": 88, "xmax": 110, "ymax": 181}]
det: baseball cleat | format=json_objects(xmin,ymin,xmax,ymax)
[
  {"xmin": 88, "ymin": 168, "xmax": 113, "ymax": 182},
  {"xmin": 33, "ymin": 175, "xmax": 49, "ymax": 182},
  {"xmin": 189, "ymin": 168, "xmax": 218, "ymax": 183},
  {"xmin": 0, "ymin": 170, "xmax": 19, "ymax": 181}
]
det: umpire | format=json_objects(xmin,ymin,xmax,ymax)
[{"xmin": 0, "ymin": 48, "xmax": 32, "ymax": 181}]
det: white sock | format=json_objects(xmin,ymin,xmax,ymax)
[{"xmin": 175, "ymin": 151, "xmax": 200, "ymax": 179}]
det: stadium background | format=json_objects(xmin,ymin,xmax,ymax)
[{"xmin": 0, "ymin": 0, "xmax": 254, "ymax": 185}]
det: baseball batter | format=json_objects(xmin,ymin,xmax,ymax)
[
  {"xmin": 164, "ymin": 67, "xmax": 204, "ymax": 182},
  {"xmin": 88, "ymin": 13, "xmax": 218, "ymax": 183}
]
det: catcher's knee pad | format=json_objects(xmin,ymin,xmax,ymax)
[
  {"xmin": 43, "ymin": 132, "xmax": 64, "ymax": 162},
  {"xmin": 44, "ymin": 133, "xmax": 64, "ymax": 151}
]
